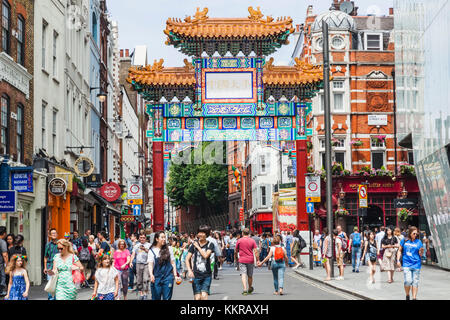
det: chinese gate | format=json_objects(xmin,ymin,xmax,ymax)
[{"xmin": 128, "ymin": 7, "xmax": 325, "ymax": 231}]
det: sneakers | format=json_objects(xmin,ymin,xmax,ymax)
[
  {"xmin": 242, "ymin": 291, "xmax": 249, "ymax": 296},
  {"xmin": 248, "ymin": 286, "xmax": 254, "ymax": 294},
  {"xmin": 406, "ymin": 295, "xmax": 410, "ymax": 300},
  {"xmin": 356, "ymin": 270, "xmax": 359, "ymax": 273},
  {"xmin": 335, "ymin": 276, "xmax": 344, "ymax": 280},
  {"xmin": 352, "ymin": 269, "xmax": 355, "ymax": 272}
]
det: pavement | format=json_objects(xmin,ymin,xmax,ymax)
[
  {"xmin": 26, "ymin": 263, "xmax": 357, "ymax": 300},
  {"xmin": 294, "ymin": 261, "xmax": 450, "ymax": 300}
]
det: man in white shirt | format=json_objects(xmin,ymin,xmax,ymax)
[
  {"xmin": 207, "ymin": 233, "xmax": 221, "ymax": 280},
  {"xmin": 375, "ymin": 226, "xmax": 385, "ymax": 266}
]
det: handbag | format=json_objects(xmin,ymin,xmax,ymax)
[
  {"xmin": 385, "ymin": 248, "xmax": 394, "ymax": 258},
  {"xmin": 72, "ymin": 255, "xmax": 86, "ymax": 285},
  {"xmin": 44, "ymin": 270, "xmax": 58, "ymax": 294}
]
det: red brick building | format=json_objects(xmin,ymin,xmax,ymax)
[
  {"xmin": 297, "ymin": 1, "xmax": 424, "ymax": 233},
  {"xmin": 0, "ymin": 0, "xmax": 33, "ymax": 164}
]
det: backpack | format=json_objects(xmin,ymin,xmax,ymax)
[
  {"xmin": 339, "ymin": 234, "xmax": 348, "ymax": 251},
  {"xmin": 369, "ymin": 242, "xmax": 377, "ymax": 261},
  {"xmin": 299, "ymin": 236, "xmax": 307, "ymax": 250},
  {"xmin": 79, "ymin": 247, "xmax": 91, "ymax": 262},
  {"xmin": 352, "ymin": 233, "xmax": 362, "ymax": 247},
  {"xmin": 274, "ymin": 247, "xmax": 284, "ymax": 262}
]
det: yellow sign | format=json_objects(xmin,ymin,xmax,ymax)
[
  {"xmin": 306, "ymin": 197, "xmax": 321, "ymax": 203},
  {"xmin": 54, "ymin": 166, "xmax": 73, "ymax": 192},
  {"xmin": 127, "ymin": 199, "xmax": 143, "ymax": 205}
]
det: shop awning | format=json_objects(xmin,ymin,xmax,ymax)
[{"xmin": 85, "ymin": 188, "xmax": 121, "ymax": 217}]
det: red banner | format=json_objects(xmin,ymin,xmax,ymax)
[{"xmin": 100, "ymin": 182, "xmax": 121, "ymax": 202}]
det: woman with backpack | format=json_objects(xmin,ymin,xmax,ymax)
[
  {"xmin": 257, "ymin": 236, "xmax": 288, "ymax": 295},
  {"xmin": 259, "ymin": 234, "xmax": 270, "ymax": 265},
  {"xmin": 381, "ymin": 227, "xmax": 399, "ymax": 283},
  {"xmin": 361, "ymin": 231, "xmax": 378, "ymax": 283},
  {"xmin": 78, "ymin": 238, "xmax": 94, "ymax": 288}
]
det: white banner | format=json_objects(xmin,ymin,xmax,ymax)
[
  {"xmin": 205, "ymin": 72, "xmax": 253, "ymax": 99},
  {"xmin": 127, "ymin": 179, "xmax": 142, "ymax": 200},
  {"xmin": 368, "ymin": 115, "xmax": 388, "ymax": 126}
]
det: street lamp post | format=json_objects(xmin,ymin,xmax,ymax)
[{"xmin": 323, "ymin": 21, "xmax": 334, "ymax": 278}]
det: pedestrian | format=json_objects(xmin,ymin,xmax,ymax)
[
  {"xmin": 78, "ymin": 238, "xmax": 94, "ymax": 288},
  {"xmin": 96, "ymin": 231, "xmax": 111, "ymax": 258},
  {"xmin": 148, "ymin": 231, "xmax": 180, "ymax": 300},
  {"xmin": 260, "ymin": 233, "xmax": 270, "ymax": 264},
  {"xmin": 5, "ymin": 234, "xmax": 14, "ymax": 251},
  {"xmin": 0, "ymin": 226, "xmax": 10, "ymax": 297},
  {"xmin": 292, "ymin": 230, "xmax": 306, "ymax": 269},
  {"xmin": 48, "ymin": 239, "xmax": 84, "ymax": 300},
  {"xmin": 214, "ymin": 231, "xmax": 225, "ymax": 270},
  {"xmin": 113, "ymin": 239, "xmax": 131, "ymax": 300},
  {"xmin": 227, "ymin": 232, "xmax": 237, "ymax": 265},
  {"xmin": 375, "ymin": 226, "xmax": 386, "ymax": 268},
  {"xmin": 81, "ymin": 229, "xmax": 91, "ymax": 242},
  {"xmin": 321, "ymin": 227, "xmax": 332, "ymax": 281},
  {"xmin": 420, "ymin": 231, "xmax": 429, "ymax": 264},
  {"xmin": 180, "ymin": 241, "xmax": 189, "ymax": 279},
  {"xmin": 361, "ymin": 231, "xmax": 378, "ymax": 283},
  {"xmin": 43, "ymin": 228, "xmax": 59, "ymax": 300},
  {"xmin": 349, "ymin": 227, "xmax": 363, "ymax": 273},
  {"xmin": 128, "ymin": 233, "xmax": 138, "ymax": 291},
  {"xmin": 334, "ymin": 229, "xmax": 345, "ymax": 280},
  {"xmin": 235, "ymin": 228, "xmax": 259, "ymax": 295},
  {"xmin": 428, "ymin": 234, "xmax": 438, "ymax": 265},
  {"xmin": 185, "ymin": 225, "xmax": 215, "ymax": 300},
  {"xmin": 397, "ymin": 226, "xmax": 424, "ymax": 300},
  {"xmin": 207, "ymin": 232, "xmax": 221, "ymax": 280},
  {"xmin": 258, "ymin": 236, "xmax": 288, "ymax": 295},
  {"xmin": 72, "ymin": 230, "xmax": 82, "ymax": 251},
  {"xmin": 130, "ymin": 233, "xmax": 151, "ymax": 300},
  {"xmin": 92, "ymin": 254, "xmax": 119, "ymax": 300},
  {"xmin": 336, "ymin": 225, "xmax": 349, "ymax": 265},
  {"xmin": 4, "ymin": 254, "xmax": 29, "ymax": 300},
  {"xmin": 381, "ymin": 227, "xmax": 399, "ymax": 283},
  {"xmin": 172, "ymin": 238, "xmax": 182, "ymax": 275}
]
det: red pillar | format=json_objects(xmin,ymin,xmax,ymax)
[
  {"xmin": 153, "ymin": 141, "xmax": 164, "ymax": 231},
  {"xmin": 296, "ymin": 140, "xmax": 308, "ymax": 231}
]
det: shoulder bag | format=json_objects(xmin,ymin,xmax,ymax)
[{"xmin": 44, "ymin": 270, "xmax": 59, "ymax": 294}]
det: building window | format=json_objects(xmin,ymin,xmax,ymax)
[
  {"xmin": 52, "ymin": 31, "xmax": 58, "ymax": 77},
  {"xmin": 16, "ymin": 104, "xmax": 23, "ymax": 162},
  {"xmin": 371, "ymin": 137, "xmax": 386, "ymax": 148},
  {"xmin": 92, "ymin": 13, "xmax": 98, "ymax": 43},
  {"xmin": 365, "ymin": 33, "xmax": 382, "ymax": 51},
  {"xmin": 372, "ymin": 151, "xmax": 385, "ymax": 169},
  {"xmin": 333, "ymin": 137, "xmax": 346, "ymax": 148},
  {"xmin": 319, "ymin": 94, "xmax": 324, "ymax": 113},
  {"xmin": 42, "ymin": 102, "xmax": 46, "ymax": 149},
  {"xmin": 17, "ymin": 15, "xmax": 25, "ymax": 65},
  {"xmin": 2, "ymin": 0, "xmax": 10, "ymax": 54},
  {"xmin": 0, "ymin": 95, "xmax": 9, "ymax": 153},
  {"xmin": 335, "ymin": 151, "xmax": 345, "ymax": 169},
  {"xmin": 321, "ymin": 152, "xmax": 326, "ymax": 169},
  {"xmin": 42, "ymin": 20, "xmax": 47, "ymax": 70},
  {"xmin": 261, "ymin": 186, "xmax": 267, "ymax": 207},
  {"xmin": 408, "ymin": 150, "xmax": 414, "ymax": 165},
  {"xmin": 260, "ymin": 155, "xmax": 266, "ymax": 174},
  {"xmin": 52, "ymin": 110, "xmax": 57, "ymax": 155},
  {"xmin": 333, "ymin": 93, "xmax": 344, "ymax": 111},
  {"xmin": 331, "ymin": 36, "xmax": 345, "ymax": 50},
  {"xmin": 333, "ymin": 81, "xmax": 344, "ymax": 89}
]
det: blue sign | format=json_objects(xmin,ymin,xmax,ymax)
[
  {"xmin": 0, "ymin": 191, "xmax": 17, "ymax": 212},
  {"xmin": 11, "ymin": 171, "xmax": 33, "ymax": 192},
  {"xmin": 306, "ymin": 202, "xmax": 315, "ymax": 214},
  {"xmin": 132, "ymin": 205, "xmax": 141, "ymax": 216}
]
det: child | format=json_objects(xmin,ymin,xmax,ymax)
[
  {"xmin": 180, "ymin": 242, "xmax": 189, "ymax": 279},
  {"xmin": 92, "ymin": 254, "xmax": 119, "ymax": 300},
  {"xmin": 172, "ymin": 238, "xmax": 182, "ymax": 275},
  {"xmin": 5, "ymin": 254, "xmax": 30, "ymax": 300}
]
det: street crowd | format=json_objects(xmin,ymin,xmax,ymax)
[{"xmin": 0, "ymin": 223, "xmax": 435, "ymax": 300}]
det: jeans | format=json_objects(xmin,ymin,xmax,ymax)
[
  {"xmin": 175, "ymin": 259, "xmax": 181, "ymax": 274},
  {"xmin": 129, "ymin": 259, "xmax": 136, "ymax": 288},
  {"xmin": 150, "ymin": 277, "xmax": 174, "ymax": 300},
  {"xmin": 260, "ymin": 248, "xmax": 268, "ymax": 262},
  {"xmin": 271, "ymin": 261, "xmax": 286, "ymax": 292},
  {"xmin": 192, "ymin": 276, "xmax": 212, "ymax": 295},
  {"xmin": 351, "ymin": 246, "xmax": 362, "ymax": 271},
  {"xmin": 0, "ymin": 264, "xmax": 6, "ymax": 294},
  {"xmin": 403, "ymin": 267, "xmax": 420, "ymax": 287},
  {"xmin": 46, "ymin": 274, "xmax": 56, "ymax": 300},
  {"xmin": 227, "ymin": 249, "xmax": 235, "ymax": 263}
]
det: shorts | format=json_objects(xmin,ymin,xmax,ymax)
[
  {"xmin": 336, "ymin": 252, "xmax": 344, "ymax": 266},
  {"xmin": 192, "ymin": 276, "xmax": 212, "ymax": 295},
  {"xmin": 239, "ymin": 263, "xmax": 254, "ymax": 277},
  {"xmin": 403, "ymin": 267, "xmax": 420, "ymax": 287}
]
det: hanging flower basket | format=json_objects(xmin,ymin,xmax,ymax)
[
  {"xmin": 335, "ymin": 208, "xmax": 349, "ymax": 216},
  {"xmin": 350, "ymin": 139, "xmax": 363, "ymax": 147},
  {"xmin": 307, "ymin": 165, "xmax": 315, "ymax": 173},
  {"xmin": 398, "ymin": 208, "xmax": 413, "ymax": 222},
  {"xmin": 331, "ymin": 138, "xmax": 340, "ymax": 147},
  {"xmin": 399, "ymin": 164, "xmax": 416, "ymax": 176},
  {"xmin": 307, "ymin": 141, "xmax": 313, "ymax": 153},
  {"xmin": 373, "ymin": 135, "xmax": 386, "ymax": 144}
]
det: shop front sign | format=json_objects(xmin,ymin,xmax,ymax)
[
  {"xmin": 100, "ymin": 182, "xmax": 121, "ymax": 202},
  {"xmin": 74, "ymin": 156, "xmax": 95, "ymax": 177},
  {"xmin": 49, "ymin": 178, "xmax": 67, "ymax": 197},
  {"xmin": 11, "ymin": 170, "xmax": 33, "ymax": 193}
]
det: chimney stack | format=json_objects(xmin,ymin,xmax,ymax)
[
  {"xmin": 389, "ymin": 8, "xmax": 394, "ymax": 16},
  {"xmin": 120, "ymin": 49, "xmax": 124, "ymax": 57},
  {"xmin": 125, "ymin": 49, "xmax": 129, "ymax": 57}
]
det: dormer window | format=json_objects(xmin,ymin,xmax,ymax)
[{"xmin": 365, "ymin": 33, "xmax": 382, "ymax": 51}]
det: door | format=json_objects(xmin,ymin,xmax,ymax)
[{"xmin": 9, "ymin": 216, "xmax": 19, "ymax": 235}]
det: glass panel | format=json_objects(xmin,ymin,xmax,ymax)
[
  {"xmin": 372, "ymin": 152, "xmax": 384, "ymax": 169},
  {"xmin": 335, "ymin": 152, "xmax": 345, "ymax": 169},
  {"xmin": 334, "ymin": 93, "xmax": 343, "ymax": 111}
]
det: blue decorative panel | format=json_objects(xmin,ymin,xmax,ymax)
[
  {"xmin": 204, "ymin": 118, "xmax": 218, "ymax": 129},
  {"xmin": 259, "ymin": 117, "xmax": 274, "ymax": 129},
  {"xmin": 278, "ymin": 117, "xmax": 292, "ymax": 128},
  {"xmin": 222, "ymin": 117, "xmax": 237, "ymax": 129},
  {"xmin": 167, "ymin": 103, "xmax": 183, "ymax": 117},
  {"xmin": 241, "ymin": 117, "xmax": 255, "ymax": 129},
  {"xmin": 167, "ymin": 118, "xmax": 181, "ymax": 129},
  {"xmin": 164, "ymin": 129, "xmax": 296, "ymax": 142},
  {"xmin": 185, "ymin": 118, "xmax": 200, "ymax": 130}
]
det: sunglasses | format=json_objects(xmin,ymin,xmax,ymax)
[{"xmin": 57, "ymin": 247, "xmax": 63, "ymax": 251}]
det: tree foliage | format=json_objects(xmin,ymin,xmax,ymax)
[{"xmin": 166, "ymin": 142, "xmax": 228, "ymax": 216}]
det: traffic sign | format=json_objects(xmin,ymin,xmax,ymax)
[
  {"xmin": 127, "ymin": 199, "xmax": 143, "ymax": 205},
  {"xmin": 358, "ymin": 185, "xmax": 368, "ymax": 208},
  {"xmin": 305, "ymin": 176, "xmax": 321, "ymax": 202},
  {"xmin": 306, "ymin": 202, "xmax": 315, "ymax": 213},
  {"xmin": 127, "ymin": 179, "xmax": 142, "ymax": 199},
  {"xmin": 132, "ymin": 205, "xmax": 142, "ymax": 216}
]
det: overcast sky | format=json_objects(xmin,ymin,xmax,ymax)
[{"xmin": 107, "ymin": 0, "xmax": 393, "ymax": 66}]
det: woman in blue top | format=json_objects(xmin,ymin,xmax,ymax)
[{"xmin": 397, "ymin": 226, "xmax": 424, "ymax": 300}]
